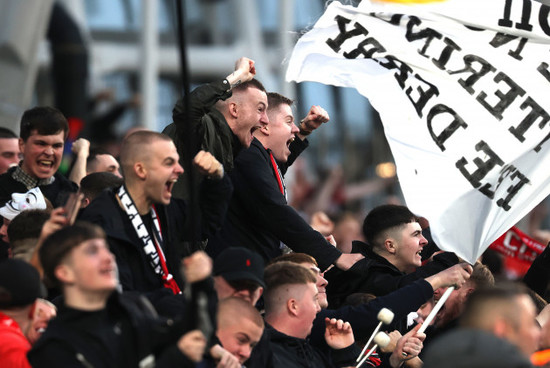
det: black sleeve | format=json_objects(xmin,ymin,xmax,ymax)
[
  {"xmin": 352, "ymin": 253, "xmax": 457, "ymax": 297},
  {"xmin": 330, "ymin": 343, "xmax": 361, "ymax": 368},
  {"xmin": 172, "ymin": 80, "xmax": 232, "ymax": 148},
  {"xmin": 231, "ymin": 147, "xmax": 341, "ymax": 270},
  {"xmin": 311, "ymin": 280, "xmax": 433, "ymax": 348},
  {"xmin": 198, "ymin": 174, "xmax": 234, "ymax": 238},
  {"xmin": 405, "ymin": 252, "xmax": 459, "ymax": 280}
]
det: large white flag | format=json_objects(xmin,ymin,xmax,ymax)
[{"xmin": 286, "ymin": 0, "xmax": 550, "ymax": 263}]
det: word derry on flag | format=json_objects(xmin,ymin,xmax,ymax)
[{"xmin": 286, "ymin": 0, "xmax": 550, "ymax": 263}]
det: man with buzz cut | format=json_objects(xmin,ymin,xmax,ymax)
[
  {"xmin": 423, "ymin": 282, "xmax": 539, "ymax": 368},
  {"xmin": 79, "ymin": 130, "xmax": 233, "ymax": 317},
  {"xmin": 271, "ymin": 252, "xmax": 471, "ymax": 363},
  {"xmin": 0, "ymin": 106, "xmax": 78, "ymax": 208},
  {"xmin": 213, "ymin": 297, "xmax": 264, "ymax": 366},
  {"xmin": 206, "ymin": 92, "xmax": 363, "ymax": 273},
  {"xmin": 28, "ymin": 222, "xmax": 209, "ymax": 368},
  {"xmin": 251, "ymin": 261, "xmax": 358, "ymax": 368},
  {"xmin": 164, "ymin": 56, "xmax": 269, "ymax": 203}
]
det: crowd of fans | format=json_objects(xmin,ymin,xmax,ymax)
[{"xmin": 0, "ymin": 57, "xmax": 549, "ymax": 367}]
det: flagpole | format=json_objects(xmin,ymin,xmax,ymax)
[{"xmin": 418, "ymin": 286, "xmax": 454, "ymax": 333}]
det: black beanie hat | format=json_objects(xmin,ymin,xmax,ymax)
[{"xmin": 0, "ymin": 259, "xmax": 44, "ymax": 309}]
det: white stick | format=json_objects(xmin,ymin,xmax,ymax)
[
  {"xmin": 418, "ymin": 286, "xmax": 454, "ymax": 334},
  {"xmin": 356, "ymin": 321, "xmax": 382, "ymax": 362},
  {"xmin": 356, "ymin": 344, "xmax": 378, "ymax": 368}
]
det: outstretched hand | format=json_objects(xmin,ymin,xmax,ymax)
[
  {"xmin": 193, "ymin": 150, "xmax": 224, "ymax": 179},
  {"xmin": 324, "ymin": 317, "xmax": 354, "ymax": 350}
]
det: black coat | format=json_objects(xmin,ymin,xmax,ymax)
[
  {"xmin": 206, "ymin": 137, "xmax": 342, "ymax": 271},
  {"xmin": 28, "ymin": 292, "xmax": 195, "ymax": 368},
  {"xmin": 78, "ymin": 177, "xmax": 232, "ymax": 316},
  {"xmin": 163, "ymin": 79, "xmax": 242, "ymax": 202},
  {"xmin": 247, "ymin": 324, "xmax": 358, "ymax": 368},
  {"xmin": 325, "ymin": 240, "xmax": 458, "ymax": 308}
]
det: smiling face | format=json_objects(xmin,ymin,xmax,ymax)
[
  {"xmin": 391, "ymin": 222, "xmax": 427, "ymax": 273},
  {"xmin": 265, "ymin": 104, "xmax": 299, "ymax": 163},
  {"xmin": 57, "ymin": 238, "xmax": 118, "ymax": 294},
  {"xmin": 19, "ymin": 130, "xmax": 64, "ymax": 179},
  {"xmin": 142, "ymin": 139, "xmax": 183, "ymax": 207},
  {"xmin": 0, "ymin": 138, "xmax": 21, "ymax": 174},
  {"xmin": 231, "ymin": 87, "xmax": 269, "ymax": 148}
]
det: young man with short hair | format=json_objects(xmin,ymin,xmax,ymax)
[
  {"xmin": 164, "ymin": 57, "xmax": 269, "ymax": 203},
  {"xmin": 207, "ymin": 92, "xmax": 363, "ymax": 273},
  {"xmin": 423, "ymin": 282, "xmax": 538, "ymax": 368},
  {"xmin": 79, "ymin": 131, "xmax": 232, "ymax": 317},
  {"xmin": 249, "ymin": 261, "xmax": 358, "ymax": 368},
  {"xmin": 0, "ymin": 106, "xmax": 78, "ymax": 207},
  {"xmin": 271, "ymin": 252, "xmax": 469, "ymax": 362},
  {"xmin": 326, "ymin": 204, "xmax": 466, "ymax": 308},
  {"xmin": 215, "ymin": 297, "xmax": 264, "ymax": 365},
  {"xmin": 28, "ymin": 222, "xmax": 208, "ymax": 367}
]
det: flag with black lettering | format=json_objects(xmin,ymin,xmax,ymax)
[{"xmin": 286, "ymin": 0, "xmax": 550, "ymax": 263}]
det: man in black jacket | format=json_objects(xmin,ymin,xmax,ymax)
[
  {"xmin": 326, "ymin": 204, "xmax": 466, "ymax": 308},
  {"xmin": 259, "ymin": 261, "xmax": 358, "ymax": 368},
  {"xmin": 79, "ymin": 131, "xmax": 232, "ymax": 317},
  {"xmin": 28, "ymin": 222, "xmax": 207, "ymax": 368},
  {"xmin": 0, "ymin": 106, "xmax": 77, "ymax": 208},
  {"xmin": 206, "ymin": 92, "xmax": 363, "ymax": 272},
  {"xmin": 164, "ymin": 57, "xmax": 269, "ymax": 201},
  {"xmin": 271, "ymin": 252, "xmax": 472, "ymax": 360}
]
